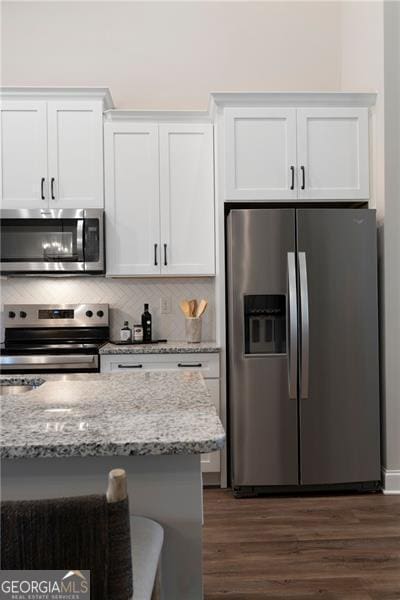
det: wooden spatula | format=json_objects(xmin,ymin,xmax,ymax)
[
  {"xmin": 196, "ymin": 299, "xmax": 208, "ymax": 318},
  {"xmin": 180, "ymin": 300, "xmax": 191, "ymax": 317}
]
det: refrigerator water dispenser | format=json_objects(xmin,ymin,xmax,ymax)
[{"xmin": 244, "ymin": 295, "xmax": 286, "ymax": 355}]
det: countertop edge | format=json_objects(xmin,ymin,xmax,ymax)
[
  {"xmin": 99, "ymin": 342, "xmax": 220, "ymax": 355},
  {"xmin": 0, "ymin": 435, "xmax": 226, "ymax": 460}
]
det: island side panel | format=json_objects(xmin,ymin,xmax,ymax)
[{"xmin": 1, "ymin": 454, "xmax": 203, "ymax": 600}]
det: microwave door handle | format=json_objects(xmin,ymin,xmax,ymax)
[
  {"xmin": 298, "ymin": 252, "xmax": 310, "ymax": 399},
  {"xmin": 77, "ymin": 219, "xmax": 84, "ymax": 261},
  {"xmin": 287, "ymin": 252, "xmax": 298, "ymax": 399}
]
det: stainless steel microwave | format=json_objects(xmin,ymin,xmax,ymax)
[{"xmin": 0, "ymin": 209, "xmax": 104, "ymax": 275}]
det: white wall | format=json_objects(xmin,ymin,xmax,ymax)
[
  {"xmin": 340, "ymin": 0, "xmax": 385, "ymax": 216},
  {"xmin": 1, "ymin": 1, "xmax": 342, "ymax": 109},
  {"xmin": 340, "ymin": 0, "xmax": 400, "ymax": 489}
]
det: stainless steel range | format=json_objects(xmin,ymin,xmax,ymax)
[{"xmin": 0, "ymin": 304, "xmax": 109, "ymax": 373}]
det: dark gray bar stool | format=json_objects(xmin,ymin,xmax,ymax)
[{"xmin": 1, "ymin": 468, "xmax": 164, "ymax": 600}]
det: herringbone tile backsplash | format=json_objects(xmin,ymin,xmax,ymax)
[{"xmin": 1, "ymin": 277, "xmax": 216, "ymax": 342}]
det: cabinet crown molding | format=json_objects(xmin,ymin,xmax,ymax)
[
  {"xmin": 104, "ymin": 109, "xmax": 211, "ymax": 123},
  {"xmin": 0, "ymin": 87, "xmax": 114, "ymax": 110},
  {"xmin": 209, "ymin": 91, "xmax": 377, "ymax": 115}
]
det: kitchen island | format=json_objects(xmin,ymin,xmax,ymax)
[{"xmin": 0, "ymin": 371, "xmax": 225, "ymax": 600}]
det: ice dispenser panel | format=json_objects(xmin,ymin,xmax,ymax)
[{"xmin": 244, "ymin": 295, "xmax": 286, "ymax": 355}]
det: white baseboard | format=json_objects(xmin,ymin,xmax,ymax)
[{"xmin": 382, "ymin": 468, "xmax": 400, "ymax": 494}]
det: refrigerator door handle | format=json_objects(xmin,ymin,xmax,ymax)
[
  {"xmin": 299, "ymin": 252, "xmax": 310, "ymax": 399},
  {"xmin": 287, "ymin": 252, "xmax": 298, "ymax": 399}
]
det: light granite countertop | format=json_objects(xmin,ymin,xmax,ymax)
[
  {"xmin": 0, "ymin": 372, "xmax": 225, "ymax": 460},
  {"xmin": 99, "ymin": 341, "xmax": 220, "ymax": 355}
]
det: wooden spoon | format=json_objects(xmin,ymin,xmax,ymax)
[
  {"xmin": 196, "ymin": 299, "xmax": 208, "ymax": 318},
  {"xmin": 188, "ymin": 299, "xmax": 197, "ymax": 317}
]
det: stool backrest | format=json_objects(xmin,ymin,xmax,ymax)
[{"xmin": 1, "ymin": 468, "xmax": 133, "ymax": 600}]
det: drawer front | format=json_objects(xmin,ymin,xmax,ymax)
[{"xmin": 101, "ymin": 353, "xmax": 220, "ymax": 378}]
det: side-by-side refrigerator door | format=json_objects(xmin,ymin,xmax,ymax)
[
  {"xmin": 227, "ymin": 209, "xmax": 299, "ymax": 488},
  {"xmin": 297, "ymin": 209, "xmax": 381, "ymax": 485}
]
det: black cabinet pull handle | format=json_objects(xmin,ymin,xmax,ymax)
[
  {"xmin": 40, "ymin": 178, "xmax": 45, "ymax": 200},
  {"xmin": 118, "ymin": 364, "xmax": 143, "ymax": 369},
  {"xmin": 154, "ymin": 243, "xmax": 158, "ymax": 266},
  {"xmin": 51, "ymin": 177, "xmax": 55, "ymax": 200},
  {"xmin": 177, "ymin": 363, "xmax": 202, "ymax": 368},
  {"xmin": 290, "ymin": 166, "xmax": 295, "ymax": 190},
  {"xmin": 301, "ymin": 166, "xmax": 305, "ymax": 190},
  {"xmin": 164, "ymin": 243, "xmax": 167, "ymax": 266}
]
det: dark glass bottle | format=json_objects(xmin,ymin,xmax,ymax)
[{"xmin": 141, "ymin": 303, "xmax": 152, "ymax": 342}]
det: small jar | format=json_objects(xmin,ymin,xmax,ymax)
[{"xmin": 133, "ymin": 324, "xmax": 144, "ymax": 343}]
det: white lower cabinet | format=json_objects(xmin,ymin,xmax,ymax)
[{"xmin": 100, "ymin": 353, "xmax": 221, "ymax": 475}]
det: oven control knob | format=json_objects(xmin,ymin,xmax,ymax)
[
  {"xmin": 8, "ymin": 311, "xmax": 16, "ymax": 319},
  {"xmin": 19, "ymin": 311, "xmax": 27, "ymax": 318},
  {"xmin": 86, "ymin": 310, "xmax": 93, "ymax": 318},
  {"xmin": 97, "ymin": 310, "xmax": 104, "ymax": 318}
]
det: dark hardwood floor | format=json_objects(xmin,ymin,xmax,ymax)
[{"xmin": 203, "ymin": 489, "xmax": 400, "ymax": 599}]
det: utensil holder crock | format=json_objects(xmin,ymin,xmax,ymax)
[{"xmin": 185, "ymin": 317, "xmax": 202, "ymax": 343}]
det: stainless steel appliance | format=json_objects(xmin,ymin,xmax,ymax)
[
  {"xmin": 0, "ymin": 304, "xmax": 109, "ymax": 373},
  {"xmin": 0, "ymin": 209, "xmax": 104, "ymax": 274},
  {"xmin": 227, "ymin": 208, "xmax": 381, "ymax": 496}
]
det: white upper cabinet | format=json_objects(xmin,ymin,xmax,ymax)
[
  {"xmin": 159, "ymin": 123, "xmax": 215, "ymax": 275},
  {"xmin": 104, "ymin": 123, "xmax": 161, "ymax": 276},
  {"xmin": 0, "ymin": 89, "xmax": 111, "ymax": 210},
  {"xmin": 104, "ymin": 116, "xmax": 215, "ymax": 277},
  {"xmin": 47, "ymin": 102, "xmax": 104, "ymax": 208},
  {"xmin": 225, "ymin": 107, "xmax": 297, "ymax": 201},
  {"xmin": 220, "ymin": 95, "xmax": 373, "ymax": 202},
  {"xmin": 1, "ymin": 102, "xmax": 48, "ymax": 209},
  {"xmin": 296, "ymin": 107, "xmax": 369, "ymax": 200}
]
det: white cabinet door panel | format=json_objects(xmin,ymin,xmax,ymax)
[
  {"xmin": 297, "ymin": 108, "xmax": 369, "ymax": 200},
  {"xmin": 159, "ymin": 123, "xmax": 215, "ymax": 275},
  {"xmin": 0, "ymin": 102, "xmax": 48, "ymax": 208},
  {"xmin": 104, "ymin": 123, "xmax": 160, "ymax": 276},
  {"xmin": 47, "ymin": 102, "xmax": 103, "ymax": 208},
  {"xmin": 102, "ymin": 353, "xmax": 220, "ymax": 378},
  {"xmin": 201, "ymin": 379, "xmax": 221, "ymax": 473},
  {"xmin": 224, "ymin": 107, "xmax": 297, "ymax": 201}
]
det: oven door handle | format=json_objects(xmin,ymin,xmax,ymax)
[
  {"xmin": 0, "ymin": 355, "xmax": 97, "ymax": 367},
  {"xmin": 76, "ymin": 219, "xmax": 85, "ymax": 262}
]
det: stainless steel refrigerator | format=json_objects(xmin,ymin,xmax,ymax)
[{"xmin": 227, "ymin": 208, "xmax": 381, "ymax": 496}]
